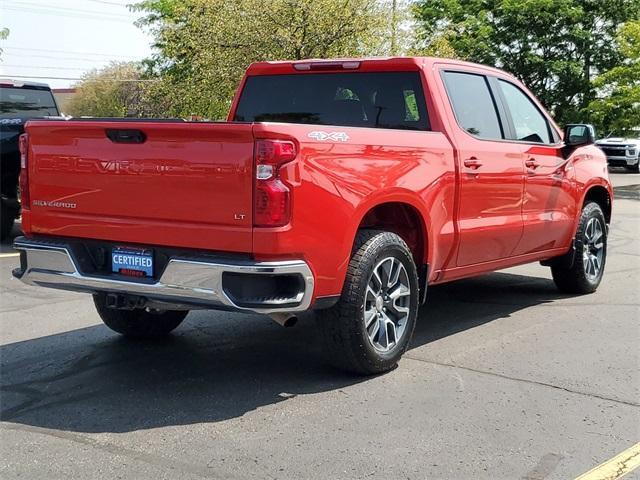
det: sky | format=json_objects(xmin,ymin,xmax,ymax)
[{"xmin": 0, "ymin": 0, "xmax": 154, "ymax": 88}]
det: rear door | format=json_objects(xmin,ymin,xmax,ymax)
[
  {"xmin": 25, "ymin": 120, "xmax": 255, "ymax": 252},
  {"xmin": 440, "ymin": 70, "xmax": 525, "ymax": 266},
  {"xmin": 494, "ymin": 79, "xmax": 578, "ymax": 254}
]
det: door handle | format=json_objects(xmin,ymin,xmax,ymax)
[
  {"xmin": 105, "ymin": 129, "xmax": 146, "ymax": 144},
  {"xmin": 463, "ymin": 158, "xmax": 483, "ymax": 169},
  {"xmin": 525, "ymin": 158, "xmax": 540, "ymax": 170}
]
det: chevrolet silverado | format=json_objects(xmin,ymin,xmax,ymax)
[{"xmin": 13, "ymin": 57, "xmax": 613, "ymax": 374}]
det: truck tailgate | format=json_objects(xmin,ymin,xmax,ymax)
[{"xmin": 23, "ymin": 120, "xmax": 254, "ymax": 252}]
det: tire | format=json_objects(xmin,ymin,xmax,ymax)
[
  {"xmin": 551, "ymin": 202, "xmax": 607, "ymax": 294},
  {"xmin": 316, "ymin": 230, "xmax": 419, "ymax": 375},
  {"xmin": 93, "ymin": 293, "xmax": 188, "ymax": 337},
  {"xmin": 625, "ymin": 162, "xmax": 640, "ymax": 173}
]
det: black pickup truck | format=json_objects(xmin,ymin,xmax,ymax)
[{"xmin": 1, "ymin": 80, "xmax": 60, "ymax": 239}]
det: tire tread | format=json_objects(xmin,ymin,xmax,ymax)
[
  {"xmin": 551, "ymin": 202, "xmax": 606, "ymax": 294},
  {"xmin": 317, "ymin": 230, "xmax": 418, "ymax": 375}
]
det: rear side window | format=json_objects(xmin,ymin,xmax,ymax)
[
  {"xmin": 234, "ymin": 72, "xmax": 430, "ymax": 131},
  {"xmin": 498, "ymin": 80, "xmax": 552, "ymax": 144},
  {"xmin": 442, "ymin": 71, "xmax": 503, "ymax": 140}
]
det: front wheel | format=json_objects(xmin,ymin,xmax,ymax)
[
  {"xmin": 316, "ymin": 230, "xmax": 419, "ymax": 375},
  {"xmin": 94, "ymin": 294, "xmax": 188, "ymax": 338},
  {"xmin": 551, "ymin": 202, "xmax": 607, "ymax": 294}
]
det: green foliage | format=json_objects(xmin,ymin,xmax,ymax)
[
  {"xmin": 412, "ymin": 0, "xmax": 640, "ymax": 127},
  {"xmin": 66, "ymin": 62, "xmax": 152, "ymax": 117},
  {"xmin": 132, "ymin": 0, "xmax": 393, "ymax": 119},
  {"xmin": 0, "ymin": 28, "xmax": 9, "ymax": 59},
  {"xmin": 409, "ymin": 31, "xmax": 459, "ymax": 59},
  {"xmin": 587, "ymin": 21, "xmax": 640, "ymax": 135}
]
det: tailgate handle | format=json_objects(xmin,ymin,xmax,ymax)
[{"xmin": 106, "ymin": 129, "xmax": 146, "ymax": 144}]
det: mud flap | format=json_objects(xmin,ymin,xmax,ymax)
[
  {"xmin": 418, "ymin": 264, "xmax": 429, "ymax": 304},
  {"xmin": 540, "ymin": 240, "xmax": 576, "ymax": 269}
]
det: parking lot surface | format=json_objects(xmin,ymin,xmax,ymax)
[{"xmin": 1, "ymin": 172, "xmax": 638, "ymax": 479}]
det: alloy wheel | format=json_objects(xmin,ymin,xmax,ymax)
[
  {"xmin": 583, "ymin": 217, "xmax": 604, "ymax": 280},
  {"xmin": 364, "ymin": 256, "xmax": 411, "ymax": 352}
]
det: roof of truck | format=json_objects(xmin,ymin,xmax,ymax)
[
  {"xmin": 245, "ymin": 57, "xmax": 514, "ymax": 80},
  {"xmin": 0, "ymin": 78, "xmax": 52, "ymax": 89}
]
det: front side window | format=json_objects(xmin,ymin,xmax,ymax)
[
  {"xmin": 442, "ymin": 71, "xmax": 503, "ymax": 140},
  {"xmin": 498, "ymin": 80, "xmax": 552, "ymax": 144},
  {"xmin": 234, "ymin": 71, "xmax": 430, "ymax": 131}
]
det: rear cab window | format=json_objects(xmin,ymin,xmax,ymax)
[
  {"xmin": 234, "ymin": 72, "xmax": 430, "ymax": 131},
  {"xmin": 0, "ymin": 86, "xmax": 59, "ymax": 118}
]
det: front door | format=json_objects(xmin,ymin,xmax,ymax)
[{"xmin": 495, "ymin": 79, "xmax": 578, "ymax": 255}]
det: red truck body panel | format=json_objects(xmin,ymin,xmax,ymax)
[
  {"xmin": 250, "ymin": 122, "xmax": 456, "ymax": 298},
  {"xmin": 22, "ymin": 121, "xmax": 255, "ymax": 253},
  {"xmin": 20, "ymin": 57, "xmax": 613, "ymax": 304}
]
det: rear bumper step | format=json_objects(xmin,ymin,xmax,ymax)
[{"xmin": 12, "ymin": 237, "xmax": 314, "ymax": 314}]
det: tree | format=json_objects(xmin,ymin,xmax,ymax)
[
  {"xmin": 409, "ymin": 30, "xmax": 459, "ymax": 58},
  {"xmin": 587, "ymin": 21, "xmax": 640, "ymax": 135},
  {"xmin": 0, "ymin": 28, "xmax": 9, "ymax": 60},
  {"xmin": 133, "ymin": 0, "xmax": 393, "ymax": 119},
  {"xmin": 412, "ymin": 0, "xmax": 640, "ymax": 125},
  {"xmin": 382, "ymin": 0, "xmax": 417, "ymax": 56},
  {"xmin": 66, "ymin": 62, "xmax": 152, "ymax": 117}
]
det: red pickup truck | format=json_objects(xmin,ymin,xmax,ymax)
[{"xmin": 14, "ymin": 57, "xmax": 612, "ymax": 374}]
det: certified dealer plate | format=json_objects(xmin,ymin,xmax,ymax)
[{"xmin": 112, "ymin": 247, "xmax": 154, "ymax": 277}]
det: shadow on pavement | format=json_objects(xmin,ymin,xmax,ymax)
[
  {"xmin": 0, "ymin": 270, "xmax": 570, "ymax": 433},
  {"xmin": 613, "ymin": 183, "xmax": 640, "ymax": 200},
  {"xmin": 0, "ymin": 219, "xmax": 21, "ymax": 254}
]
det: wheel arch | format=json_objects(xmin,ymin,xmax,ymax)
[
  {"xmin": 351, "ymin": 195, "xmax": 431, "ymax": 302},
  {"xmin": 357, "ymin": 202, "xmax": 428, "ymax": 263},
  {"xmin": 582, "ymin": 184, "xmax": 612, "ymax": 225}
]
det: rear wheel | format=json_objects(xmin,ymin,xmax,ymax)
[
  {"xmin": 316, "ymin": 230, "xmax": 419, "ymax": 375},
  {"xmin": 551, "ymin": 202, "xmax": 607, "ymax": 294},
  {"xmin": 94, "ymin": 294, "xmax": 188, "ymax": 337}
]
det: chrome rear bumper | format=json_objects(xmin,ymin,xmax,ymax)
[{"xmin": 12, "ymin": 237, "xmax": 314, "ymax": 314}]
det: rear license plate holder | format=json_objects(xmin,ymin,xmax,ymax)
[{"xmin": 112, "ymin": 247, "xmax": 154, "ymax": 277}]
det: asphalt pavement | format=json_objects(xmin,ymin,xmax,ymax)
[{"xmin": 1, "ymin": 171, "xmax": 638, "ymax": 479}]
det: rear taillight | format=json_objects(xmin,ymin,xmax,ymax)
[
  {"xmin": 254, "ymin": 139, "xmax": 296, "ymax": 227},
  {"xmin": 18, "ymin": 133, "xmax": 30, "ymax": 209}
]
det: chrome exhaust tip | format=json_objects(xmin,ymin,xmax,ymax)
[{"xmin": 269, "ymin": 313, "xmax": 298, "ymax": 328}]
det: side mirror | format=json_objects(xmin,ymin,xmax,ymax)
[
  {"xmin": 564, "ymin": 123, "xmax": 596, "ymax": 147},
  {"xmin": 562, "ymin": 124, "xmax": 596, "ymax": 159}
]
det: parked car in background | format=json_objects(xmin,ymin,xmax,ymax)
[
  {"xmin": 596, "ymin": 136, "xmax": 640, "ymax": 172},
  {"xmin": 13, "ymin": 57, "xmax": 612, "ymax": 374},
  {"xmin": 1, "ymin": 80, "xmax": 60, "ymax": 239}
]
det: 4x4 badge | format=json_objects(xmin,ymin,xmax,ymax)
[{"xmin": 308, "ymin": 131, "xmax": 350, "ymax": 142}]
